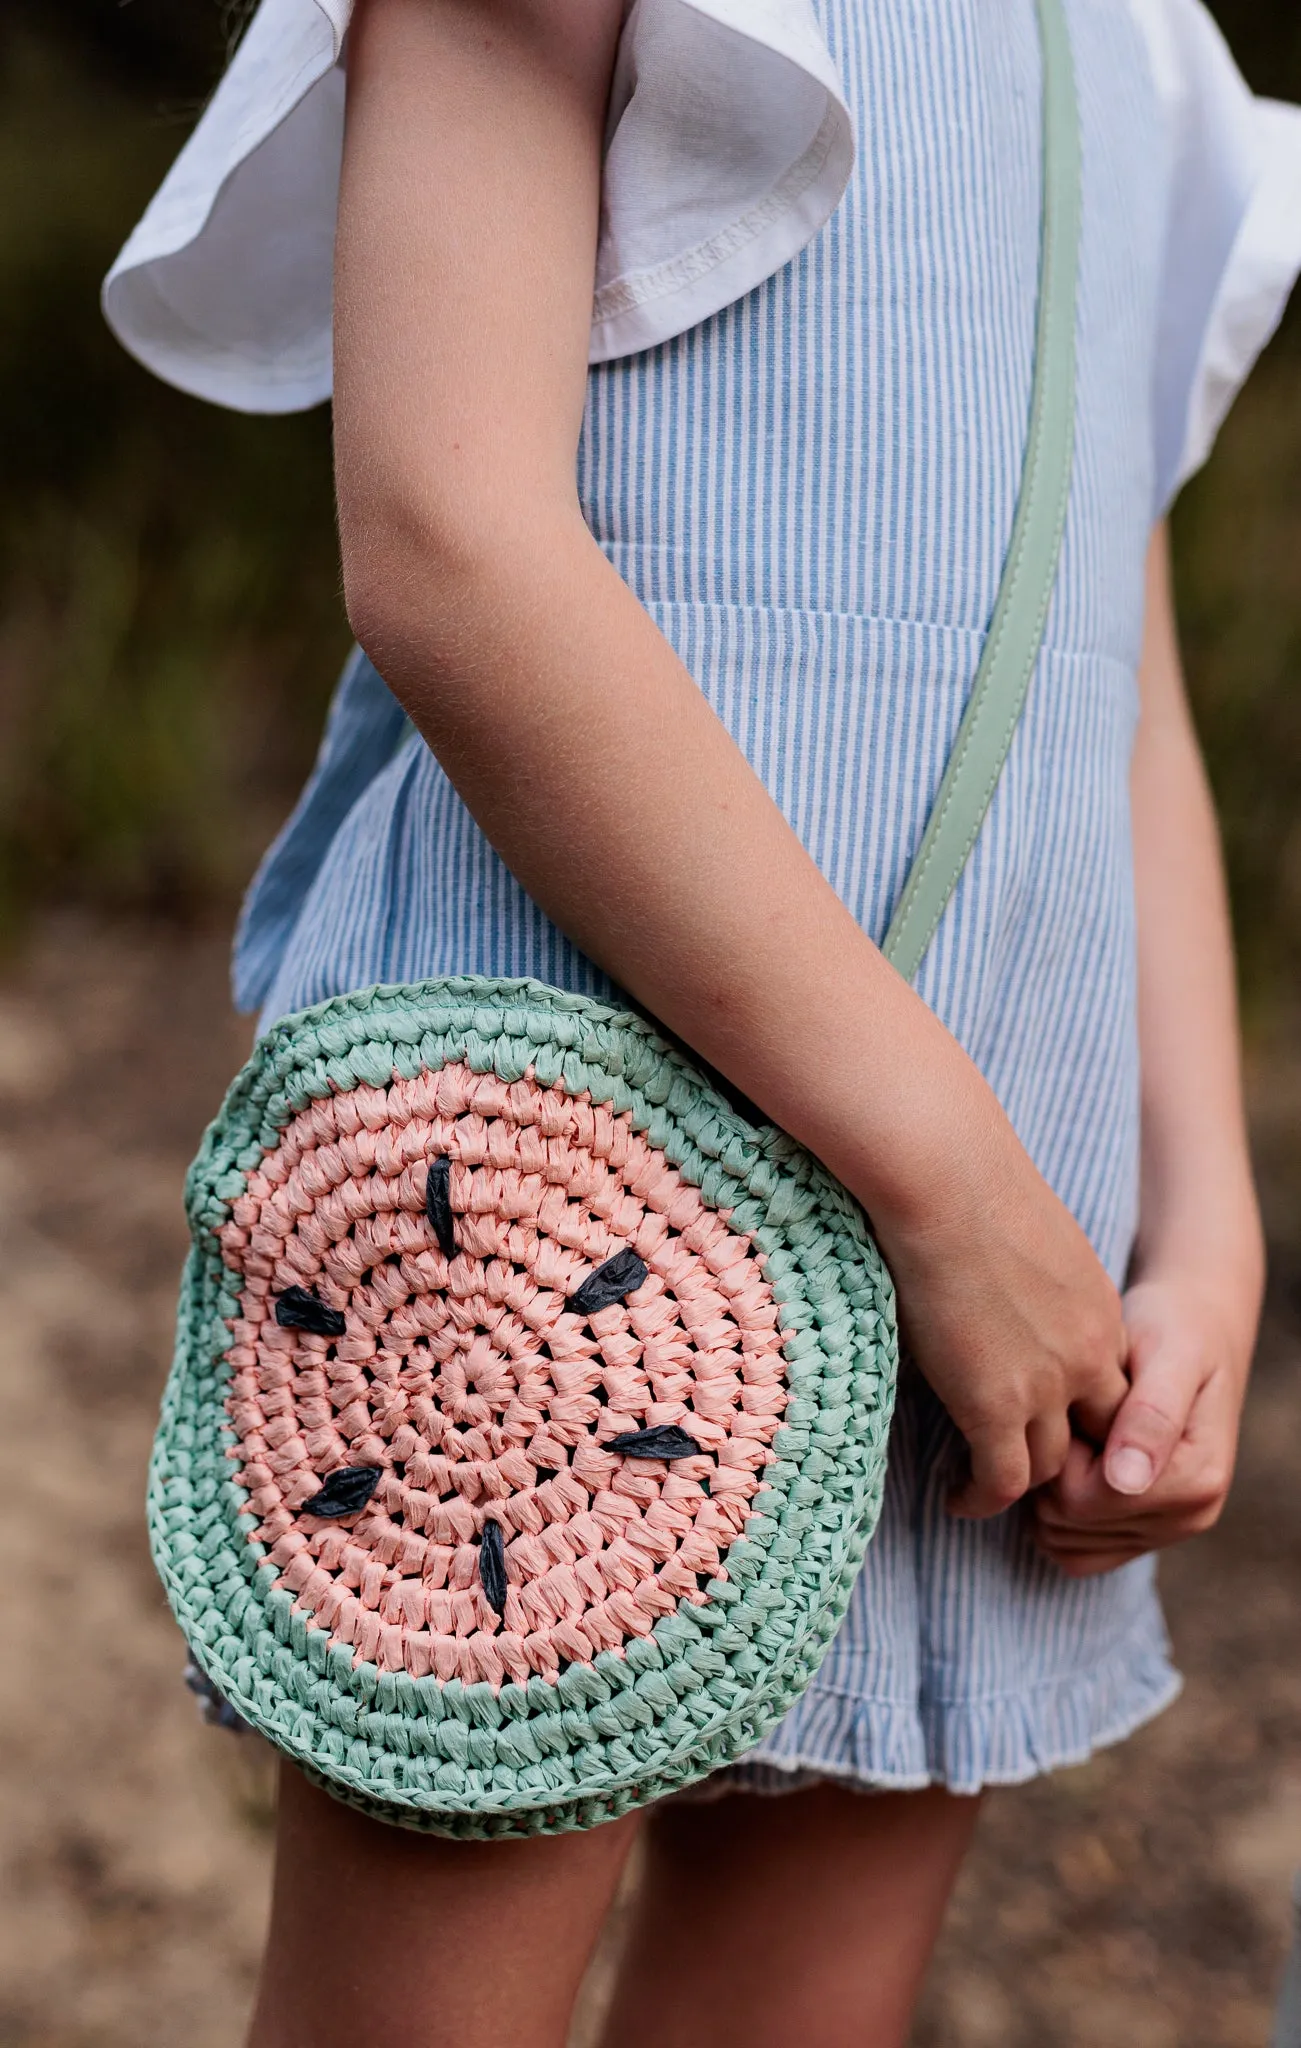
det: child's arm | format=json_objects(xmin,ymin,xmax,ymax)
[
  {"xmin": 334, "ymin": 0, "xmax": 1131, "ymax": 1516},
  {"xmin": 1035, "ymin": 526, "xmax": 1265, "ymax": 1575}
]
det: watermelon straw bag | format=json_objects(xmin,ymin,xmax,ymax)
[{"xmin": 150, "ymin": 0, "xmax": 1081, "ymax": 1837}]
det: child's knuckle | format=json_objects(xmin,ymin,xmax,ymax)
[
  {"xmin": 1077, "ymin": 1317, "xmax": 1119, "ymax": 1382},
  {"xmin": 1171, "ymin": 1477, "xmax": 1227, "ymax": 1533},
  {"xmin": 1193, "ymin": 1485, "xmax": 1228, "ymax": 1529}
]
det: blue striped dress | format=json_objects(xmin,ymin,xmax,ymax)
[{"xmin": 231, "ymin": 0, "xmax": 1254, "ymax": 1791}]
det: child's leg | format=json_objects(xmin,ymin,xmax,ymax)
[
  {"xmin": 599, "ymin": 1781, "xmax": 980, "ymax": 2048},
  {"xmin": 246, "ymin": 1761, "xmax": 638, "ymax": 2048}
]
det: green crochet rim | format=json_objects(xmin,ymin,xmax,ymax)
[{"xmin": 150, "ymin": 977, "xmax": 898, "ymax": 1836}]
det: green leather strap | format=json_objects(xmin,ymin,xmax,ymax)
[{"xmin": 881, "ymin": 0, "xmax": 1081, "ymax": 982}]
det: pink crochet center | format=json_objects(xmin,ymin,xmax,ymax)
[{"xmin": 219, "ymin": 1063, "xmax": 787, "ymax": 1688}]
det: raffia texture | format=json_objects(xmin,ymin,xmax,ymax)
[{"xmin": 150, "ymin": 978, "xmax": 897, "ymax": 1835}]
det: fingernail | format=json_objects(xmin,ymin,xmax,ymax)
[{"xmin": 1106, "ymin": 1446, "xmax": 1154, "ymax": 1495}]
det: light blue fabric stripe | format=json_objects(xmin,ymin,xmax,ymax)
[
  {"xmin": 232, "ymin": 646, "xmax": 410, "ymax": 1012},
  {"xmin": 241, "ymin": 0, "xmax": 1181, "ymax": 1792}
]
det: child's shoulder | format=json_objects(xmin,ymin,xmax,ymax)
[
  {"xmin": 101, "ymin": 0, "xmax": 854, "ymax": 411},
  {"xmin": 102, "ymin": 0, "xmax": 1301, "ymax": 514}
]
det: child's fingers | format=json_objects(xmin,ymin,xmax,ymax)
[
  {"xmin": 1036, "ymin": 1370, "xmax": 1239, "ymax": 1557},
  {"xmin": 947, "ymin": 1426, "xmax": 1032, "ymax": 1519},
  {"xmin": 1068, "ymin": 1352, "xmax": 1132, "ymax": 1453},
  {"xmin": 1041, "ymin": 1541, "xmax": 1147, "ymax": 1579},
  {"xmin": 1035, "ymin": 1439, "xmax": 1146, "ymax": 1537},
  {"xmin": 1043, "ymin": 1433, "xmax": 1098, "ymax": 1513},
  {"xmin": 1036, "ymin": 1438, "xmax": 1157, "ymax": 1535},
  {"xmin": 1032, "ymin": 1477, "xmax": 1148, "ymax": 1573},
  {"xmin": 1101, "ymin": 1314, "xmax": 1204, "ymax": 1496},
  {"xmin": 1026, "ymin": 1410, "xmax": 1072, "ymax": 1488},
  {"xmin": 1034, "ymin": 1497, "xmax": 1145, "ymax": 1545}
]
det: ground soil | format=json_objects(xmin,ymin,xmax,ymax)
[{"xmin": 1, "ymin": 915, "xmax": 1297, "ymax": 2048}]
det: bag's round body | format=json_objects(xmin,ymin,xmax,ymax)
[{"xmin": 153, "ymin": 979, "xmax": 897, "ymax": 1835}]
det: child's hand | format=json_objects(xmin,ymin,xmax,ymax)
[
  {"xmin": 876, "ymin": 1127, "xmax": 1130, "ymax": 1520},
  {"xmin": 1031, "ymin": 1274, "xmax": 1253, "ymax": 1577}
]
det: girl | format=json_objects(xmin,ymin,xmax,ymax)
[{"xmin": 105, "ymin": 1, "xmax": 1300, "ymax": 2041}]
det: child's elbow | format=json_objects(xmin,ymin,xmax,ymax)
[
  {"xmin": 339, "ymin": 481, "xmax": 501, "ymax": 679},
  {"xmin": 340, "ymin": 466, "xmax": 591, "ymax": 693}
]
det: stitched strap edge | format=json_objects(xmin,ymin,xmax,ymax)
[{"xmin": 880, "ymin": 0, "xmax": 1082, "ymax": 983}]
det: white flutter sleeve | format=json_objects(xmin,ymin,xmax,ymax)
[
  {"xmin": 1131, "ymin": 0, "xmax": 1301, "ymax": 511},
  {"xmin": 101, "ymin": 0, "xmax": 851, "ymax": 413}
]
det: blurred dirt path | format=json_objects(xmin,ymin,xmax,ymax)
[
  {"xmin": 0, "ymin": 916, "xmax": 1297, "ymax": 2048},
  {"xmin": 0, "ymin": 919, "xmax": 267, "ymax": 2048}
]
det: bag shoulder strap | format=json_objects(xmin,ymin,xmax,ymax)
[{"xmin": 881, "ymin": 0, "xmax": 1082, "ymax": 983}]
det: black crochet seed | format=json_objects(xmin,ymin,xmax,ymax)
[
  {"xmin": 425, "ymin": 1155, "xmax": 457, "ymax": 1259},
  {"xmin": 607, "ymin": 1424, "xmax": 704, "ymax": 1461},
  {"xmin": 274, "ymin": 1286, "xmax": 346, "ymax": 1338},
  {"xmin": 303, "ymin": 1466, "xmax": 384, "ymax": 1519},
  {"xmin": 479, "ymin": 1519, "xmax": 509, "ymax": 1615},
  {"xmin": 567, "ymin": 1247, "xmax": 649, "ymax": 1317}
]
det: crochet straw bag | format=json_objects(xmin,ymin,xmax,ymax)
[{"xmin": 150, "ymin": 0, "xmax": 1080, "ymax": 1837}]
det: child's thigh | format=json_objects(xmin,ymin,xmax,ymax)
[
  {"xmin": 602, "ymin": 1781, "xmax": 981, "ymax": 2048},
  {"xmin": 247, "ymin": 1761, "xmax": 638, "ymax": 2048}
]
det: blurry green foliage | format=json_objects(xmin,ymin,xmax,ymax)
[
  {"xmin": 0, "ymin": 20, "xmax": 349, "ymax": 930},
  {"xmin": 1, "ymin": 2, "xmax": 1299, "ymax": 1022},
  {"xmin": 1173, "ymin": 346, "xmax": 1301, "ymax": 1025},
  {"xmin": 1171, "ymin": 0, "xmax": 1301, "ymax": 1033}
]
